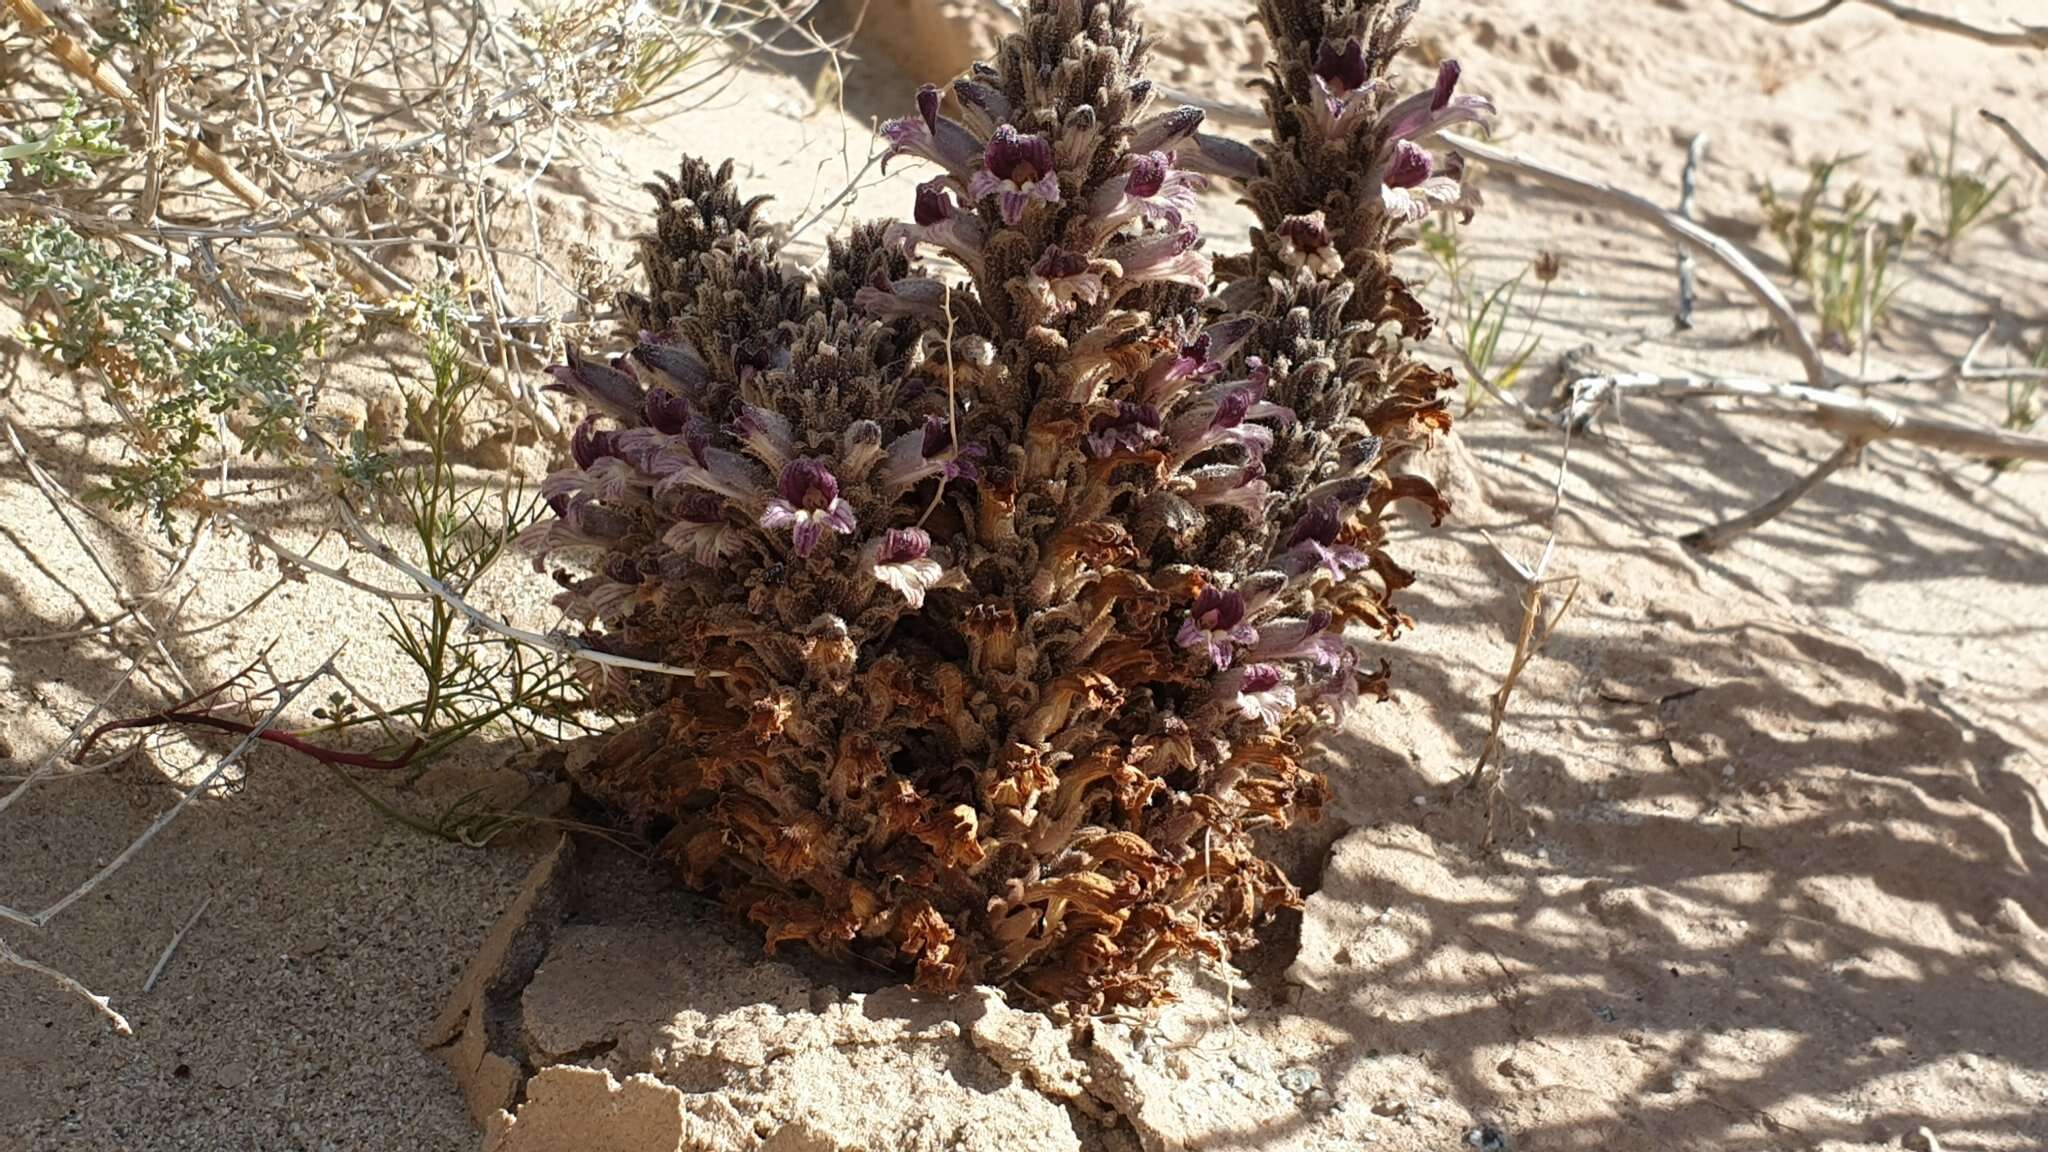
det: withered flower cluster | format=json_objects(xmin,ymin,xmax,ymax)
[{"xmin": 525, "ymin": 0, "xmax": 1491, "ymax": 1010}]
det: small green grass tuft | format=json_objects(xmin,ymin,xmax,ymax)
[
  {"xmin": 1913, "ymin": 111, "xmax": 2016, "ymax": 254},
  {"xmin": 1760, "ymin": 156, "xmax": 1915, "ymax": 354}
]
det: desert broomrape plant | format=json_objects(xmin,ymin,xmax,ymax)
[{"xmin": 523, "ymin": 0, "xmax": 1489, "ymax": 1010}]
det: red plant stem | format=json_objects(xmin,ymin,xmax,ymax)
[{"xmin": 77, "ymin": 710, "xmax": 420, "ymax": 771}]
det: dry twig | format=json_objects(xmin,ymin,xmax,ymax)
[
  {"xmin": 0, "ymin": 932, "xmax": 132, "ymax": 1035},
  {"xmin": 1675, "ymin": 133, "xmax": 1708, "ymax": 330},
  {"xmin": 0, "ymin": 649, "xmax": 337, "ymax": 931},
  {"xmin": 1472, "ymin": 417, "xmax": 1583, "ymax": 784},
  {"xmin": 1565, "ymin": 372, "xmax": 2048, "ymax": 464},
  {"xmin": 1442, "ymin": 132, "xmax": 1828, "ymax": 388},
  {"xmin": 1565, "ymin": 370, "xmax": 2048, "ymax": 549},
  {"xmin": 1722, "ymin": 0, "xmax": 2048, "ymax": 49},
  {"xmin": 1980, "ymin": 110, "xmax": 2048, "ymax": 180},
  {"xmin": 142, "ymin": 896, "xmax": 212, "ymax": 994}
]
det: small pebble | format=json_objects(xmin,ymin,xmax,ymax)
[
  {"xmin": 1278, "ymin": 1066, "xmax": 1322, "ymax": 1096},
  {"xmin": 1465, "ymin": 1125, "xmax": 1509, "ymax": 1152},
  {"xmin": 1903, "ymin": 1128, "xmax": 1941, "ymax": 1152}
]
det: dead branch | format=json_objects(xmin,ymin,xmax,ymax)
[
  {"xmin": 1567, "ymin": 370, "xmax": 2048, "ymax": 549},
  {"xmin": 1472, "ymin": 415, "xmax": 1583, "ymax": 784},
  {"xmin": 1723, "ymin": 0, "xmax": 2048, "ymax": 49},
  {"xmin": 0, "ymin": 933, "xmax": 131, "ymax": 1035},
  {"xmin": 1682, "ymin": 437, "xmax": 1866, "ymax": 552},
  {"xmin": 214, "ymin": 512, "xmax": 431, "ymax": 604},
  {"xmin": 1566, "ymin": 372, "xmax": 2048, "ymax": 463},
  {"xmin": 0, "ymin": 653, "xmax": 145, "ymax": 819},
  {"xmin": 1442, "ymin": 132, "xmax": 1828, "ymax": 389},
  {"xmin": 1981, "ymin": 110, "xmax": 2048, "ymax": 179},
  {"xmin": 142, "ymin": 895, "xmax": 211, "ymax": 994},
  {"xmin": 75, "ymin": 695, "xmax": 420, "ymax": 771},
  {"xmin": 0, "ymin": 650, "xmax": 336, "ymax": 931},
  {"xmin": 1675, "ymin": 133, "xmax": 1708, "ymax": 331},
  {"xmin": 325, "ymin": 494, "xmax": 723, "ymax": 682}
]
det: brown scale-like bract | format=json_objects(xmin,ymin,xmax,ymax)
[{"xmin": 524, "ymin": 0, "xmax": 1492, "ymax": 1012}]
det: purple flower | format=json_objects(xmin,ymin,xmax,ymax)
[
  {"xmin": 650, "ymin": 434, "xmax": 769, "ymax": 507},
  {"xmin": 966, "ymin": 126, "xmax": 1061, "ymax": 224},
  {"xmin": 546, "ymin": 348, "xmax": 644, "ymax": 423},
  {"xmin": 632, "ymin": 340, "xmax": 708, "ymax": 394},
  {"xmin": 881, "ymin": 84, "xmax": 984, "ymax": 178},
  {"xmin": 733, "ymin": 404, "xmax": 795, "ymax": 472},
  {"xmin": 570, "ymin": 421, "xmax": 618, "ymax": 471},
  {"xmin": 887, "ymin": 178, "xmax": 986, "ymax": 273},
  {"xmin": 1283, "ymin": 499, "xmax": 1369, "ymax": 580},
  {"xmin": 1376, "ymin": 60, "xmax": 1496, "ymax": 153},
  {"xmin": 760, "ymin": 458, "xmax": 856, "ymax": 558},
  {"xmin": 1380, "ymin": 145, "xmax": 1475, "ymax": 222},
  {"xmin": 882, "ymin": 415, "xmax": 982, "ymax": 493},
  {"xmin": 1274, "ymin": 211, "xmax": 1343, "ymax": 276},
  {"xmin": 1249, "ymin": 611, "xmax": 1345, "ymax": 673},
  {"xmin": 1131, "ymin": 105, "xmax": 1204, "ymax": 154},
  {"xmin": 1028, "ymin": 246, "xmax": 1107, "ymax": 313},
  {"xmin": 950, "ymin": 79, "xmax": 1012, "ymax": 137},
  {"xmin": 866, "ymin": 527, "xmax": 945, "ymax": 608},
  {"xmin": 1433, "ymin": 59, "xmax": 1462, "ymax": 110},
  {"xmin": 1182, "ymin": 461, "xmax": 1271, "ymax": 514},
  {"xmin": 1106, "ymin": 223, "xmax": 1212, "ymax": 293},
  {"xmin": 543, "ymin": 424, "xmax": 641, "ymax": 504},
  {"xmin": 1315, "ymin": 38, "xmax": 1371, "ymax": 96},
  {"xmin": 1384, "ymin": 141, "xmax": 1433, "ymax": 189},
  {"xmin": 513, "ymin": 495, "xmax": 630, "ymax": 562},
  {"xmin": 1167, "ymin": 384, "xmax": 1288, "ymax": 465},
  {"xmin": 1175, "ymin": 586, "xmax": 1259, "ymax": 670},
  {"xmin": 1179, "ymin": 132, "xmax": 1262, "ymax": 182},
  {"xmin": 661, "ymin": 491, "xmax": 742, "ymax": 565},
  {"xmin": 1232, "ymin": 663, "xmax": 1296, "ymax": 727},
  {"xmin": 1086, "ymin": 401, "xmax": 1163, "ymax": 459},
  {"xmin": 1090, "ymin": 151, "xmax": 1206, "ymax": 236},
  {"xmin": 854, "ymin": 271, "xmax": 951, "ymax": 323},
  {"xmin": 1139, "ymin": 333, "xmax": 1223, "ymax": 406},
  {"xmin": 643, "ymin": 387, "xmax": 690, "ymax": 435}
]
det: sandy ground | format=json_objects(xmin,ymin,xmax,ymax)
[{"xmin": 2, "ymin": 0, "xmax": 2045, "ymax": 1149}]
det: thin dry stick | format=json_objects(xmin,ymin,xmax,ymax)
[
  {"xmin": 0, "ymin": 651, "xmax": 145, "ymax": 818},
  {"xmin": 1723, "ymin": 0, "xmax": 2048, "ymax": 49},
  {"xmin": 1472, "ymin": 413, "xmax": 1583, "ymax": 781},
  {"xmin": 1566, "ymin": 370, "xmax": 2048, "ymax": 549},
  {"xmin": 0, "ymin": 650, "xmax": 337, "ymax": 931},
  {"xmin": 1566, "ymin": 372, "xmax": 2048, "ymax": 463},
  {"xmin": 1441, "ymin": 132, "xmax": 1829, "ymax": 389},
  {"xmin": 1472, "ymin": 576, "xmax": 1581, "ymax": 780},
  {"xmin": 1675, "ymin": 133, "xmax": 1708, "ymax": 331},
  {"xmin": 0, "ymin": 933, "xmax": 132, "ymax": 1035},
  {"xmin": 142, "ymin": 895, "xmax": 212, "ymax": 993},
  {"xmin": 215, "ymin": 512, "xmax": 431, "ymax": 603},
  {"xmin": 1981, "ymin": 110, "xmax": 2048, "ymax": 179},
  {"xmin": 1683, "ymin": 437, "xmax": 1867, "ymax": 553},
  {"xmin": 325, "ymin": 496, "xmax": 720, "ymax": 681},
  {"xmin": 4, "ymin": 420, "xmax": 124, "ymax": 608}
]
